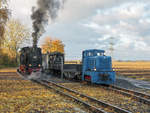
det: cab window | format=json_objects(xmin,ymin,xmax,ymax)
[{"xmin": 97, "ymin": 52, "xmax": 104, "ymax": 56}]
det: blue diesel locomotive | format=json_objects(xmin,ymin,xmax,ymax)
[
  {"xmin": 42, "ymin": 49, "xmax": 115, "ymax": 85},
  {"xmin": 82, "ymin": 49, "xmax": 115, "ymax": 84}
]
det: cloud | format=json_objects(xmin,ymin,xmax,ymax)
[
  {"xmin": 57, "ymin": 0, "xmax": 135, "ymax": 23},
  {"xmin": 9, "ymin": 0, "xmax": 36, "ymax": 26},
  {"xmin": 83, "ymin": 1, "xmax": 150, "ymax": 60},
  {"xmin": 9, "ymin": 0, "xmax": 150, "ymax": 60}
]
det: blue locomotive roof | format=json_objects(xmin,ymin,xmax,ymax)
[{"xmin": 83, "ymin": 49, "xmax": 105, "ymax": 53}]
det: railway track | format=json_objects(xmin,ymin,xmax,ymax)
[
  {"xmin": 0, "ymin": 72, "xmax": 17, "ymax": 75},
  {"xmin": 0, "ymin": 72, "xmax": 21, "ymax": 80},
  {"xmin": 97, "ymin": 85, "xmax": 150, "ymax": 105},
  {"xmin": 61, "ymin": 76, "xmax": 150, "ymax": 106},
  {"xmin": 16, "ymin": 72, "xmax": 150, "ymax": 112},
  {"xmin": 33, "ymin": 79, "xmax": 131, "ymax": 113},
  {"xmin": 111, "ymin": 85, "xmax": 150, "ymax": 103}
]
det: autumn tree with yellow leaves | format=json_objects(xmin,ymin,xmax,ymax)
[
  {"xmin": 41, "ymin": 37, "xmax": 64, "ymax": 54},
  {"xmin": 0, "ymin": 0, "xmax": 10, "ymax": 67},
  {"xmin": 0, "ymin": 0, "xmax": 9, "ymax": 47},
  {"xmin": 0, "ymin": 19, "xmax": 31, "ymax": 67}
]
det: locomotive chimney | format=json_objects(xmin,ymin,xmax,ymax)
[{"xmin": 32, "ymin": 35, "xmax": 38, "ymax": 48}]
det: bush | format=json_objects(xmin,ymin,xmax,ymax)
[{"xmin": 0, "ymin": 53, "xmax": 18, "ymax": 68}]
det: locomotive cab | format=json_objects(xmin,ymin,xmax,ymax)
[{"xmin": 82, "ymin": 49, "xmax": 115, "ymax": 84}]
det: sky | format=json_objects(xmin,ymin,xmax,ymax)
[{"xmin": 9, "ymin": 0, "xmax": 150, "ymax": 61}]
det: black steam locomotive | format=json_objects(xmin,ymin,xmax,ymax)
[{"xmin": 18, "ymin": 47, "xmax": 42, "ymax": 75}]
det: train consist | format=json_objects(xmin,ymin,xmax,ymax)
[
  {"xmin": 43, "ymin": 49, "xmax": 115, "ymax": 84},
  {"xmin": 18, "ymin": 47, "xmax": 115, "ymax": 85}
]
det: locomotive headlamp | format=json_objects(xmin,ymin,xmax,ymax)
[
  {"xmin": 94, "ymin": 68, "xmax": 96, "ymax": 71},
  {"xmin": 29, "ymin": 64, "xmax": 32, "ymax": 67},
  {"xmin": 38, "ymin": 64, "xmax": 41, "ymax": 67}
]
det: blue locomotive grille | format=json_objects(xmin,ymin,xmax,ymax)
[{"xmin": 100, "ymin": 73, "xmax": 109, "ymax": 81}]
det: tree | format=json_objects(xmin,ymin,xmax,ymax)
[
  {"xmin": 2, "ymin": 19, "xmax": 31, "ymax": 63},
  {"xmin": 0, "ymin": 0, "xmax": 9, "ymax": 67},
  {"xmin": 41, "ymin": 37, "xmax": 53, "ymax": 53},
  {"xmin": 51, "ymin": 39, "xmax": 65, "ymax": 53},
  {"xmin": 0, "ymin": 0, "xmax": 9, "ymax": 47},
  {"xmin": 41, "ymin": 37, "xmax": 64, "ymax": 54}
]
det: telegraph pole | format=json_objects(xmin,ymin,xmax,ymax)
[{"xmin": 109, "ymin": 37, "xmax": 115, "ymax": 59}]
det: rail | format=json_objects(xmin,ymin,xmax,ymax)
[
  {"xmin": 36, "ymin": 79, "xmax": 131, "ymax": 113},
  {"xmin": 97, "ymin": 85, "xmax": 150, "ymax": 105},
  {"xmin": 110, "ymin": 85, "xmax": 150, "ymax": 105}
]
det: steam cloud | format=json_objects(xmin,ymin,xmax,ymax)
[{"xmin": 31, "ymin": 0, "xmax": 65, "ymax": 47}]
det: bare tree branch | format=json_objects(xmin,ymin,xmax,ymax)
[{"xmin": 2, "ymin": 19, "xmax": 31, "ymax": 63}]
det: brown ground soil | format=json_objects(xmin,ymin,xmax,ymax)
[{"xmin": 0, "ymin": 71, "xmax": 87, "ymax": 113}]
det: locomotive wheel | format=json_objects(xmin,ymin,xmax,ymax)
[{"xmin": 64, "ymin": 72, "xmax": 76, "ymax": 79}]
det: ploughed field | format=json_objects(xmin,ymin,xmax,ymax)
[
  {"xmin": 0, "ymin": 69, "xmax": 88, "ymax": 113},
  {"xmin": 113, "ymin": 61, "xmax": 150, "ymax": 82}
]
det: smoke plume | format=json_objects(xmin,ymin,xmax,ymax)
[{"xmin": 31, "ymin": 0, "xmax": 65, "ymax": 47}]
